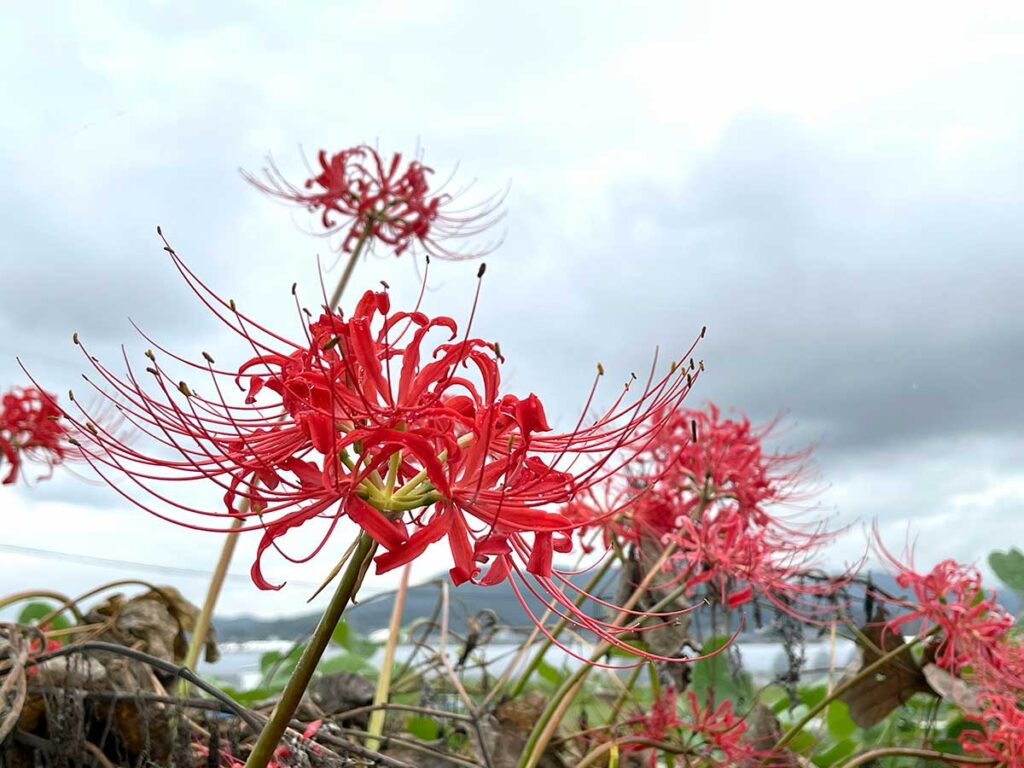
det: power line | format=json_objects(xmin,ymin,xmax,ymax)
[{"xmin": 0, "ymin": 542, "xmax": 319, "ymax": 588}]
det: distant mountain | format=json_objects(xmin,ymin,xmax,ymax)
[{"xmin": 212, "ymin": 571, "xmax": 1021, "ymax": 644}]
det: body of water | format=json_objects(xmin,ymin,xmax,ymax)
[{"xmin": 204, "ymin": 638, "xmax": 859, "ymax": 690}]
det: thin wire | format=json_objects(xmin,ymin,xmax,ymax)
[{"xmin": 0, "ymin": 542, "xmax": 319, "ymax": 587}]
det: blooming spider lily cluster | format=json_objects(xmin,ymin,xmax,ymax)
[
  {"xmin": 60, "ymin": 240, "xmax": 705, "ymax": 661},
  {"xmin": 245, "ymin": 145, "xmax": 504, "ymax": 260},
  {"xmin": 6, "ymin": 142, "xmax": 1023, "ymax": 768}
]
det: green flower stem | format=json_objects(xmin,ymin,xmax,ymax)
[
  {"xmin": 245, "ymin": 532, "xmax": 377, "ymax": 768},
  {"xmin": 329, "ymin": 228, "xmax": 373, "ymax": 309},
  {"xmin": 607, "ymin": 664, "xmax": 644, "ymax": 723},
  {"xmin": 508, "ymin": 555, "xmax": 616, "ymax": 698},
  {"xmin": 774, "ymin": 626, "xmax": 938, "ymax": 750}
]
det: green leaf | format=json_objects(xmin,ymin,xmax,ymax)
[
  {"xmin": 331, "ymin": 619, "xmax": 380, "ymax": 656},
  {"xmin": 826, "ymin": 700, "xmax": 857, "ymax": 740},
  {"xmin": 787, "ymin": 730, "xmax": 816, "ymax": 754},
  {"xmin": 759, "ymin": 685, "xmax": 791, "ymax": 715},
  {"xmin": 813, "ymin": 738, "xmax": 856, "ymax": 767},
  {"xmin": 222, "ymin": 685, "xmax": 277, "ymax": 707},
  {"xmin": 536, "ymin": 659, "xmax": 566, "ymax": 687},
  {"xmin": 796, "ymin": 683, "xmax": 828, "ymax": 711},
  {"xmin": 259, "ymin": 649, "xmax": 284, "ymax": 674},
  {"xmin": 406, "ymin": 715, "xmax": 439, "ymax": 741},
  {"xmin": 989, "ymin": 548, "xmax": 1024, "ymax": 599},
  {"xmin": 17, "ymin": 601, "xmax": 72, "ymax": 632},
  {"xmin": 689, "ymin": 635, "xmax": 753, "ymax": 708},
  {"xmin": 318, "ymin": 651, "xmax": 377, "ymax": 676}
]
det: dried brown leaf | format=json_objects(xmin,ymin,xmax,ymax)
[{"xmin": 838, "ymin": 619, "xmax": 935, "ymax": 728}]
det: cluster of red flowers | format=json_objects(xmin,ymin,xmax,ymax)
[
  {"xmin": 627, "ymin": 688, "xmax": 764, "ymax": 767},
  {"xmin": 961, "ymin": 691, "xmax": 1024, "ymax": 765},
  {"xmin": 874, "ymin": 549, "xmax": 1024, "ymax": 761},
  {"xmin": 246, "ymin": 146, "xmax": 503, "ymax": 260},
  {"xmin": 880, "ymin": 555, "xmax": 1015, "ymax": 676},
  {"xmin": 64, "ymin": 246, "xmax": 703, "ymax": 660},
  {"xmin": 0, "ymin": 387, "xmax": 70, "ymax": 485},
  {"xmin": 571, "ymin": 404, "xmax": 841, "ymax": 619}
]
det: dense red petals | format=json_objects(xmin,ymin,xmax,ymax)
[
  {"xmin": 345, "ymin": 496, "xmax": 409, "ymax": 551},
  {"xmin": 245, "ymin": 145, "xmax": 504, "ymax": 261},
  {"xmin": 960, "ymin": 691, "xmax": 1024, "ymax": 765},
  {"xmin": 56, "ymin": 250, "xmax": 708, "ymax": 664},
  {"xmin": 682, "ymin": 691, "xmax": 761, "ymax": 766},
  {"xmin": 0, "ymin": 387, "xmax": 75, "ymax": 486},
  {"xmin": 877, "ymin": 549, "xmax": 1017, "ymax": 680},
  {"xmin": 576, "ymin": 404, "xmax": 843, "ymax": 621}
]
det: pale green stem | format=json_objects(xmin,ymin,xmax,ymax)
[
  {"xmin": 181, "ymin": 499, "xmax": 248, "ymax": 689},
  {"xmin": 366, "ymin": 563, "xmax": 410, "ymax": 752}
]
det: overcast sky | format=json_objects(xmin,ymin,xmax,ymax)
[{"xmin": 2, "ymin": 1, "xmax": 1023, "ymax": 618}]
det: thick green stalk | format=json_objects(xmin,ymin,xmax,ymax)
[
  {"xmin": 329, "ymin": 227, "xmax": 373, "ymax": 309},
  {"xmin": 245, "ymin": 533, "xmax": 377, "ymax": 768}
]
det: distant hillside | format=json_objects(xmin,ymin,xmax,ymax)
[{"xmin": 212, "ymin": 571, "xmax": 1021, "ymax": 643}]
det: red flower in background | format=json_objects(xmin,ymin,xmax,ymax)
[
  {"xmin": 574, "ymin": 404, "xmax": 842, "ymax": 619},
  {"xmin": 683, "ymin": 691, "xmax": 760, "ymax": 766},
  {"xmin": 877, "ymin": 549, "xmax": 1015, "ymax": 679},
  {"xmin": 960, "ymin": 691, "xmax": 1024, "ymax": 766},
  {"xmin": 58, "ymin": 247, "xmax": 705, "ymax": 662},
  {"xmin": 246, "ymin": 145, "xmax": 504, "ymax": 260},
  {"xmin": 0, "ymin": 387, "xmax": 71, "ymax": 485}
]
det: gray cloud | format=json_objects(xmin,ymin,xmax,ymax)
[{"xmin": 2, "ymin": 2, "xmax": 1023, "ymax": 613}]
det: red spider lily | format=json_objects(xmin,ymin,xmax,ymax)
[
  {"xmin": 246, "ymin": 145, "xmax": 504, "ymax": 260},
  {"xmin": 572, "ymin": 404, "xmax": 843, "ymax": 620},
  {"xmin": 0, "ymin": 386, "xmax": 72, "ymax": 485},
  {"xmin": 683, "ymin": 691, "xmax": 761, "ymax": 767},
  {"xmin": 876, "ymin": 546, "xmax": 1016, "ymax": 679},
  {"xmin": 624, "ymin": 686, "xmax": 683, "ymax": 766},
  {"xmin": 56, "ymin": 247, "xmax": 706, "ymax": 663},
  {"xmin": 960, "ymin": 691, "xmax": 1024, "ymax": 766}
]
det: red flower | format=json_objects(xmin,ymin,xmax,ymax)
[
  {"xmin": 0, "ymin": 386, "xmax": 72, "ymax": 485},
  {"xmin": 877, "ymin": 549, "xmax": 1015, "ymax": 678},
  {"xmin": 633, "ymin": 686, "xmax": 683, "ymax": 741},
  {"xmin": 574, "ymin": 404, "xmax": 842, "ymax": 620},
  {"xmin": 60, "ymin": 250, "xmax": 705, "ymax": 662},
  {"xmin": 960, "ymin": 691, "xmax": 1024, "ymax": 766},
  {"xmin": 246, "ymin": 145, "xmax": 504, "ymax": 260},
  {"xmin": 683, "ymin": 691, "xmax": 760, "ymax": 766}
]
